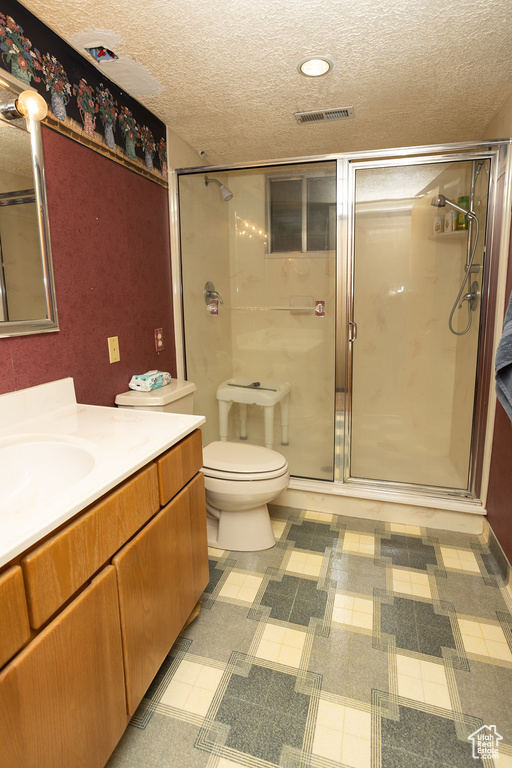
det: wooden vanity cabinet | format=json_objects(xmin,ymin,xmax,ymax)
[
  {"xmin": 0, "ymin": 429, "xmax": 208, "ymax": 768},
  {"xmin": 114, "ymin": 473, "xmax": 208, "ymax": 715},
  {"xmin": 0, "ymin": 567, "xmax": 127, "ymax": 768}
]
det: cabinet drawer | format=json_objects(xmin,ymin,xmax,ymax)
[
  {"xmin": 0, "ymin": 567, "xmax": 31, "ymax": 669},
  {"xmin": 22, "ymin": 464, "xmax": 159, "ymax": 630},
  {"xmin": 156, "ymin": 429, "xmax": 203, "ymax": 506}
]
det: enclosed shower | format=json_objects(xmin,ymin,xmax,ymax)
[{"xmin": 176, "ymin": 141, "xmax": 510, "ymax": 503}]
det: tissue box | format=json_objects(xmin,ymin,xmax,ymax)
[{"xmin": 128, "ymin": 370, "xmax": 171, "ymax": 392}]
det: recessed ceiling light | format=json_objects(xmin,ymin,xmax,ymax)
[{"xmin": 298, "ymin": 56, "xmax": 334, "ymax": 77}]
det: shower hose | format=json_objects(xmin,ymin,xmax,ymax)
[{"xmin": 448, "ymin": 215, "xmax": 480, "ymax": 336}]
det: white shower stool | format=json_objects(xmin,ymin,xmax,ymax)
[{"xmin": 216, "ymin": 377, "xmax": 291, "ymax": 449}]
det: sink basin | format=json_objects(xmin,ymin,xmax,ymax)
[{"xmin": 0, "ymin": 438, "xmax": 95, "ymax": 511}]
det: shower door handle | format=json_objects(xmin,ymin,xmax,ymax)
[{"xmin": 348, "ymin": 321, "xmax": 358, "ymax": 342}]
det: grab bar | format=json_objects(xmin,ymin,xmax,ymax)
[{"xmin": 231, "ymin": 306, "xmax": 315, "ymax": 312}]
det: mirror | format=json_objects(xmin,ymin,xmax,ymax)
[{"xmin": 0, "ymin": 72, "xmax": 58, "ymax": 337}]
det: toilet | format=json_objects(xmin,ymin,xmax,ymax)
[
  {"xmin": 202, "ymin": 440, "xmax": 289, "ymax": 551},
  {"xmin": 115, "ymin": 379, "xmax": 290, "ymax": 551}
]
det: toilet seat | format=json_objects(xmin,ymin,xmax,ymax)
[
  {"xmin": 202, "ymin": 465, "xmax": 288, "ymax": 481},
  {"xmin": 202, "ymin": 441, "xmax": 288, "ymax": 481}
]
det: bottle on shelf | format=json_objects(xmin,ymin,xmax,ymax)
[{"xmin": 456, "ymin": 195, "xmax": 469, "ymax": 230}]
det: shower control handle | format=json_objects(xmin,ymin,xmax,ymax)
[
  {"xmin": 204, "ymin": 281, "xmax": 224, "ymax": 305},
  {"xmin": 348, "ymin": 321, "xmax": 358, "ymax": 342},
  {"xmin": 458, "ymin": 281, "xmax": 479, "ymax": 311}
]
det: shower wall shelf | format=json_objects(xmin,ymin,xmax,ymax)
[{"xmin": 428, "ymin": 231, "xmax": 468, "ymax": 241}]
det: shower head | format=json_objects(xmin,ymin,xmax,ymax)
[
  {"xmin": 220, "ymin": 185, "xmax": 233, "ymax": 202},
  {"xmin": 431, "ymin": 194, "xmax": 476, "ymax": 219},
  {"xmin": 204, "ymin": 175, "xmax": 233, "ymax": 201}
]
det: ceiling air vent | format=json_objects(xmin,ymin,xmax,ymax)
[{"xmin": 294, "ymin": 106, "xmax": 354, "ymax": 124}]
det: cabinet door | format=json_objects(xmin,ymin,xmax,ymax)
[
  {"xmin": 0, "ymin": 566, "xmax": 127, "ymax": 768},
  {"xmin": 114, "ymin": 473, "xmax": 208, "ymax": 715}
]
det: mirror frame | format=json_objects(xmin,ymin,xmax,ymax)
[{"xmin": 0, "ymin": 70, "xmax": 58, "ymax": 338}]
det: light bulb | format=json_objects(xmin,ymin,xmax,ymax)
[
  {"xmin": 16, "ymin": 91, "xmax": 48, "ymax": 121},
  {"xmin": 298, "ymin": 57, "xmax": 334, "ymax": 77}
]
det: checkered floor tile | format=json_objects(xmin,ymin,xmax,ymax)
[{"xmin": 107, "ymin": 505, "xmax": 512, "ymax": 767}]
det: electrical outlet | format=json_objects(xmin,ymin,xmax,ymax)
[
  {"xmin": 154, "ymin": 328, "xmax": 164, "ymax": 352},
  {"xmin": 107, "ymin": 336, "xmax": 120, "ymax": 363}
]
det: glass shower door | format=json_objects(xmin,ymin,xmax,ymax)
[
  {"xmin": 348, "ymin": 157, "xmax": 490, "ymax": 492},
  {"xmin": 179, "ymin": 161, "xmax": 337, "ymax": 481}
]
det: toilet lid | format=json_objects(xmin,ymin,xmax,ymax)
[{"xmin": 202, "ymin": 441, "xmax": 287, "ymax": 476}]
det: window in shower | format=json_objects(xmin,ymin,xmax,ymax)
[
  {"xmin": 268, "ymin": 173, "xmax": 335, "ymax": 255},
  {"xmin": 348, "ymin": 158, "xmax": 491, "ymax": 492}
]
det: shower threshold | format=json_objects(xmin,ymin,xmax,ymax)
[{"xmin": 285, "ymin": 476, "xmax": 486, "ymax": 515}]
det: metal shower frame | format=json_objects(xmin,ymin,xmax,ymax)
[{"xmin": 173, "ymin": 138, "xmax": 512, "ymax": 504}]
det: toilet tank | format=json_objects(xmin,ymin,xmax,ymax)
[{"xmin": 115, "ymin": 379, "xmax": 196, "ymax": 414}]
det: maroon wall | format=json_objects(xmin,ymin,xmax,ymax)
[
  {"xmin": 486, "ymin": 232, "xmax": 512, "ymax": 564},
  {"xmin": 487, "ymin": 402, "xmax": 512, "ymax": 560},
  {"xmin": 0, "ymin": 127, "xmax": 176, "ymax": 406}
]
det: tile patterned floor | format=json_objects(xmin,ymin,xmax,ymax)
[{"xmin": 107, "ymin": 506, "xmax": 512, "ymax": 768}]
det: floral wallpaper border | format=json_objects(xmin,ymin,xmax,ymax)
[{"xmin": 0, "ymin": 1, "xmax": 168, "ymax": 185}]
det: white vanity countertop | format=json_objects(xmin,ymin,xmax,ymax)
[{"xmin": 0, "ymin": 378, "xmax": 205, "ymax": 568}]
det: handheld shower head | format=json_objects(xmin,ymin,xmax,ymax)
[
  {"xmin": 431, "ymin": 194, "xmax": 476, "ymax": 219},
  {"xmin": 204, "ymin": 175, "xmax": 233, "ymax": 201}
]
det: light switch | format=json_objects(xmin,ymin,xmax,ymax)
[{"xmin": 107, "ymin": 336, "xmax": 120, "ymax": 363}]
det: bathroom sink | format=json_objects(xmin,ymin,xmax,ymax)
[{"xmin": 0, "ymin": 437, "xmax": 95, "ymax": 511}]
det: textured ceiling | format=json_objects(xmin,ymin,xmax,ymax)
[{"xmin": 17, "ymin": 0, "xmax": 512, "ymax": 165}]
